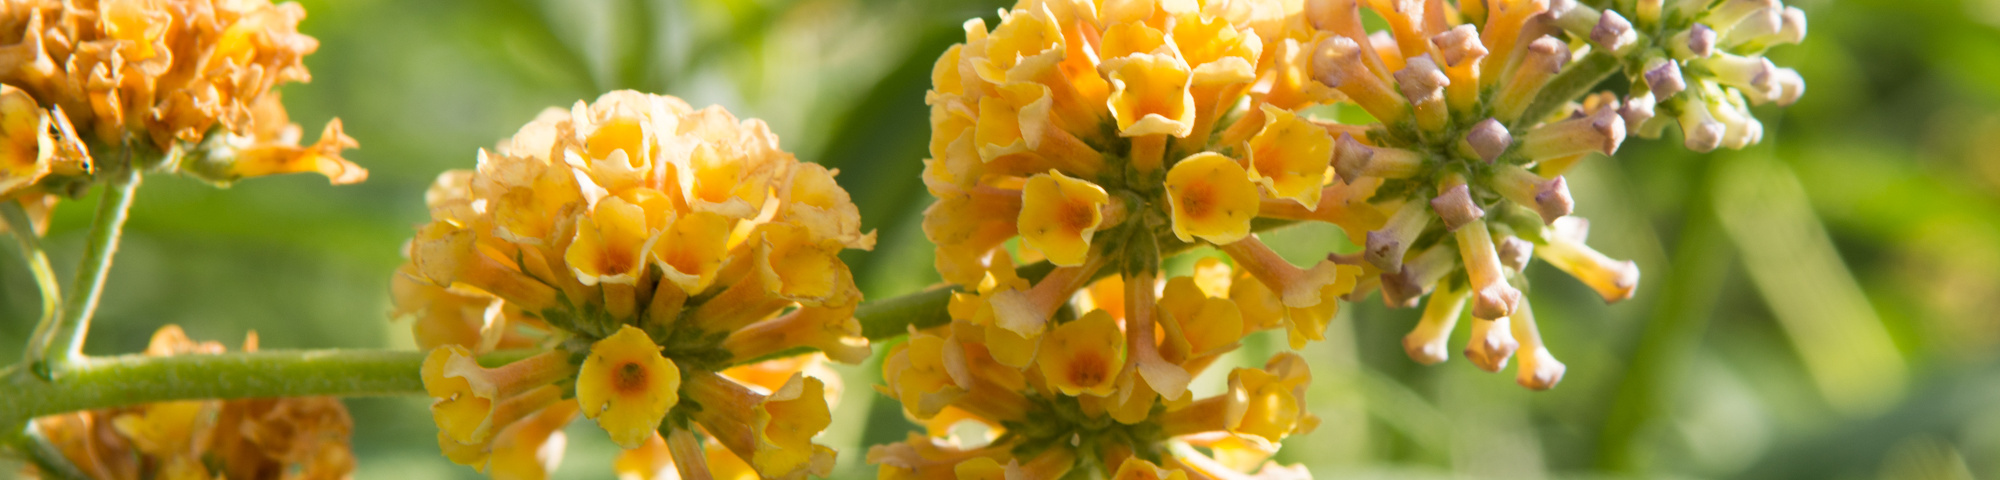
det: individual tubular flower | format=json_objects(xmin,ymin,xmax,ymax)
[
  {"xmin": 1019, "ymin": 170, "xmax": 1111, "ymax": 266},
  {"xmin": 871, "ymin": 259, "xmax": 1317, "ymax": 479},
  {"xmin": 27, "ymin": 325, "xmax": 354, "ymax": 480},
  {"xmin": 0, "ymin": 0, "xmax": 363, "ymax": 206},
  {"xmin": 577, "ymin": 325, "xmax": 680, "ymax": 449},
  {"xmin": 396, "ymin": 91, "xmax": 872, "ymax": 479},
  {"xmin": 0, "ymin": 85, "xmax": 83, "ymax": 198}
]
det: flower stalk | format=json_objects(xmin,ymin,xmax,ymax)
[{"xmin": 23, "ymin": 145, "xmax": 165, "ymax": 379}]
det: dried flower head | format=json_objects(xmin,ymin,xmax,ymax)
[
  {"xmin": 28, "ymin": 325, "xmax": 355, "ymax": 480},
  {"xmin": 395, "ymin": 90, "xmax": 872, "ymax": 479}
]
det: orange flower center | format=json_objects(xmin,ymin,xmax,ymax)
[
  {"xmin": 615, "ymin": 362, "xmax": 649, "ymax": 392},
  {"xmin": 1178, "ymin": 182, "xmax": 1214, "ymax": 218},
  {"xmin": 1067, "ymin": 352, "xmax": 1108, "ymax": 387}
]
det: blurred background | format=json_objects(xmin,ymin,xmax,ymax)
[{"xmin": 4, "ymin": 0, "xmax": 2000, "ymax": 478}]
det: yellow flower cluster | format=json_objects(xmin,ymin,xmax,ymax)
[
  {"xmin": 28, "ymin": 325, "xmax": 355, "ymax": 480},
  {"xmin": 0, "ymin": 0, "xmax": 362, "ymax": 226},
  {"xmin": 872, "ymin": 256, "xmax": 1323, "ymax": 479},
  {"xmin": 914, "ymin": 0, "xmax": 1813, "ymax": 407},
  {"xmin": 394, "ymin": 90, "xmax": 874, "ymax": 480}
]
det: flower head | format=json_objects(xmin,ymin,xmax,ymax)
[
  {"xmin": 0, "ymin": 0, "xmax": 362, "ymax": 202},
  {"xmin": 29, "ymin": 326, "xmax": 354, "ymax": 480},
  {"xmin": 397, "ymin": 91, "xmax": 871, "ymax": 478},
  {"xmin": 871, "ymin": 260, "xmax": 1319, "ymax": 479}
]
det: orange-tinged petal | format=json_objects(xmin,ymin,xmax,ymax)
[
  {"xmin": 756, "ymin": 224, "xmax": 845, "ymax": 304},
  {"xmin": 577, "ymin": 325, "xmax": 680, "ymax": 449},
  {"xmin": 752, "ymin": 374, "xmax": 836, "ymax": 478},
  {"xmin": 1246, "ymin": 105, "xmax": 1334, "ymax": 209},
  {"xmin": 1018, "ymin": 170, "xmax": 1109, "ymax": 267},
  {"xmin": 653, "ymin": 210, "xmax": 732, "ymax": 294},
  {"xmin": 1105, "ymin": 53, "xmax": 1196, "ymax": 137},
  {"xmin": 1037, "ymin": 310, "xmax": 1126, "ymax": 397},
  {"xmin": 565, "ymin": 196, "xmax": 653, "ymax": 285},
  {"xmin": 1165, "ymin": 153, "xmax": 1259, "ymax": 244}
]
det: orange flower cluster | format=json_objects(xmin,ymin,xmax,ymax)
[
  {"xmin": 874, "ymin": 256, "xmax": 1323, "ymax": 480},
  {"xmin": 393, "ymin": 90, "xmax": 873, "ymax": 479},
  {"xmin": 28, "ymin": 326, "xmax": 355, "ymax": 480},
  {"xmin": 0, "ymin": 0, "xmax": 361, "ymax": 229},
  {"xmin": 902, "ymin": 0, "xmax": 1808, "ymax": 473}
]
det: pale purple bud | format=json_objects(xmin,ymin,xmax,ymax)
[{"xmin": 1466, "ymin": 118, "xmax": 1513, "ymax": 163}]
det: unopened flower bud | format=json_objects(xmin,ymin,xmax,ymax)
[
  {"xmin": 1464, "ymin": 314, "xmax": 1519, "ymax": 372},
  {"xmin": 1591, "ymin": 10, "xmax": 1638, "ymax": 53},
  {"xmin": 1333, "ymin": 134, "xmax": 1424, "ymax": 183},
  {"xmin": 1314, "ymin": 36, "xmax": 1409, "ymax": 125},
  {"xmin": 1621, "ymin": 90, "xmax": 1658, "ymax": 129},
  {"xmin": 1457, "ymin": 220, "xmax": 1522, "ymax": 320},
  {"xmin": 1465, "ymin": 118, "xmax": 1513, "ymax": 163},
  {"xmin": 1698, "ymin": 53, "xmax": 1779, "ymax": 102},
  {"xmin": 1520, "ymin": 107, "xmax": 1625, "ymax": 160},
  {"xmin": 1673, "ymin": 23, "xmax": 1718, "ymax": 58},
  {"xmin": 1403, "ymin": 286, "xmax": 1468, "ymax": 364},
  {"xmin": 1704, "ymin": 0, "xmax": 1781, "ymax": 36},
  {"xmin": 1677, "ymin": 99, "xmax": 1726, "ymax": 152},
  {"xmin": 1498, "ymin": 236, "xmax": 1535, "ymax": 274},
  {"xmin": 1778, "ymin": 7, "xmax": 1808, "ymax": 44},
  {"xmin": 1489, "ymin": 165, "xmax": 1572, "ymax": 224},
  {"xmin": 1494, "ymin": 36, "xmax": 1570, "ymax": 123},
  {"xmin": 1537, "ymin": 217, "xmax": 1640, "ymax": 302},
  {"xmin": 1508, "ymin": 301, "xmax": 1565, "ymax": 390},
  {"xmin": 1768, "ymin": 67, "xmax": 1805, "ymax": 106},
  {"xmin": 1432, "ymin": 25, "xmax": 1488, "ymax": 111},
  {"xmin": 1644, "ymin": 57, "xmax": 1687, "ymax": 99},
  {"xmin": 1365, "ymin": 200, "xmax": 1435, "ymax": 272},
  {"xmin": 1430, "ymin": 183, "xmax": 1486, "ymax": 231},
  {"xmin": 1381, "ymin": 243, "xmax": 1455, "ymax": 307},
  {"xmin": 1396, "ymin": 55, "xmax": 1452, "ymax": 132}
]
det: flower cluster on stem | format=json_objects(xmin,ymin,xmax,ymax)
[
  {"xmin": 25, "ymin": 325, "xmax": 356, "ymax": 480},
  {"xmin": 0, "ymin": 0, "xmax": 364, "ymax": 229},
  {"xmin": 917, "ymin": 0, "xmax": 1806, "ymax": 417},
  {"xmin": 395, "ymin": 90, "xmax": 874, "ymax": 480}
]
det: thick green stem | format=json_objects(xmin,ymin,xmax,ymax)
[
  {"xmin": 0, "ymin": 220, "xmax": 1295, "ymax": 446},
  {"xmin": 4, "ymin": 202, "xmax": 64, "ymax": 368},
  {"xmin": 0, "ymin": 350, "xmax": 427, "ymax": 437},
  {"xmin": 1515, "ymin": 51, "xmax": 1622, "ymax": 129},
  {"xmin": 35, "ymin": 165, "xmax": 142, "ymax": 374}
]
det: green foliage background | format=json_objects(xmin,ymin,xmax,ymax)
[{"xmin": 6, "ymin": 0, "xmax": 2000, "ymax": 478}]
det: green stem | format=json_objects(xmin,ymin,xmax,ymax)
[
  {"xmin": 15, "ymin": 422, "xmax": 90, "ymax": 480},
  {"xmin": 1592, "ymin": 155, "xmax": 1735, "ymax": 472},
  {"xmin": 0, "ymin": 350, "xmax": 427, "ymax": 437},
  {"xmin": 36, "ymin": 165, "xmax": 142, "ymax": 373},
  {"xmin": 3, "ymin": 202, "xmax": 64, "ymax": 369},
  {"xmin": 1515, "ymin": 51, "xmax": 1622, "ymax": 129},
  {"xmin": 0, "ymin": 221, "xmax": 1295, "ymax": 442}
]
